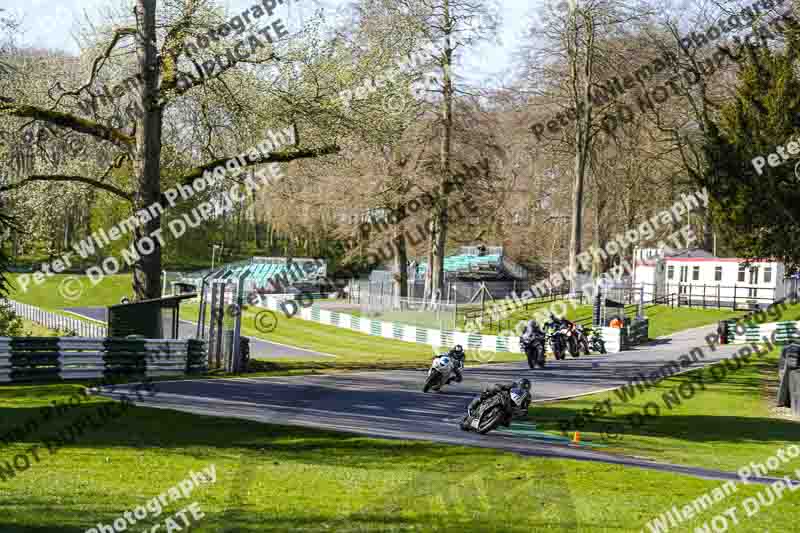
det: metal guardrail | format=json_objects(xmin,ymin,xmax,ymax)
[
  {"xmin": 0, "ymin": 337, "xmax": 206, "ymax": 383},
  {"xmin": 5, "ymin": 299, "xmax": 107, "ymax": 336}
]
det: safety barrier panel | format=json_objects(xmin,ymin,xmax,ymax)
[
  {"xmin": 255, "ymin": 296, "xmax": 624, "ymax": 354},
  {"xmin": 0, "ymin": 337, "xmax": 206, "ymax": 384},
  {"xmin": 4, "ymin": 299, "xmax": 107, "ymax": 337},
  {"xmin": 725, "ymin": 320, "xmax": 800, "ymax": 345}
]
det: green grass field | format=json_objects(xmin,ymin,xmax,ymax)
[
  {"xmin": 1, "ymin": 382, "xmax": 799, "ymax": 532},
  {"xmin": 642, "ymin": 305, "xmax": 740, "ymax": 338},
  {"xmin": 8, "ymin": 273, "xmax": 132, "ymax": 312},
  {"xmin": 18, "ymin": 318, "xmax": 61, "ymax": 337},
  {"xmin": 531, "ymin": 345, "xmax": 800, "ymax": 472}
]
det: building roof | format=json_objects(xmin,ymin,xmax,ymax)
[
  {"xmin": 663, "ymin": 248, "xmax": 716, "ymax": 259},
  {"xmin": 635, "ymin": 248, "xmax": 780, "ymax": 265}
]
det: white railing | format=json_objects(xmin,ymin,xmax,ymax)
[{"xmin": 4, "ymin": 299, "xmax": 107, "ymax": 337}]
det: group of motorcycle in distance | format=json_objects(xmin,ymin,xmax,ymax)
[
  {"xmin": 520, "ymin": 316, "xmax": 607, "ymax": 368},
  {"xmin": 423, "ymin": 316, "xmax": 608, "ymax": 436}
]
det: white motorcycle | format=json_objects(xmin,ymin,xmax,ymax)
[{"xmin": 423, "ymin": 355, "xmax": 458, "ymax": 392}]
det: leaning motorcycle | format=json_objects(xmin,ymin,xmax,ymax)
[
  {"xmin": 590, "ymin": 327, "xmax": 607, "ymax": 354},
  {"xmin": 521, "ymin": 333, "xmax": 546, "ymax": 369},
  {"xmin": 460, "ymin": 385, "xmax": 531, "ymax": 435},
  {"xmin": 423, "ymin": 354, "xmax": 457, "ymax": 392}
]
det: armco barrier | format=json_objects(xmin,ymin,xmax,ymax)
[
  {"xmin": 0, "ymin": 337, "xmax": 206, "ymax": 384},
  {"xmin": 254, "ymin": 296, "xmax": 625, "ymax": 354},
  {"xmin": 5, "ymin": 299, "xmax": 108, "ymax": 336},
  {"xmin": 726, "ymin": 320, "xmax": 800, "ymax": 345}
]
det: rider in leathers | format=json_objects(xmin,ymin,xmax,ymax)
[
  {"xmin": 463, "ymin": 379, "xmax": 532, "ymax": 427},
  {"xmin": 434, "ymin": 344, "xmax": 465, "ymax": 383},
  {"xmin": 521, "ymin": 319, "xmax": 543, "ymax": 344}
]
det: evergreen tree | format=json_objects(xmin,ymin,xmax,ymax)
[{"xmin": 701, "ymin": 31, "xmax": 800, "ymax": 268}]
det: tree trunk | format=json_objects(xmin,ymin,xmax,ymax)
[
  {"xmin": 424, "ymin": 229, "xmax": 434, "ymax": 302},
  {"xmin": 131, "ymin": 0, "xmax": 163, "ymax": 300},
  {"xmin": 592, "ymin": 187, "xmax": 602, "ymax": 278},
  {"xmin": 567, "ymin": 9, "xmax": 594, "ymax": 295},
  {"xmin": 430, "ymin": 0, "xmax": 454, "ymax": 304},
  {"xmin": 569, "ymin": 154, "xmax": 586, "ymax": 290},
  {"xmin": 702, "ymin": 207, "xmax": 713, "ymax": 252},
  {"xmin": 392, "ymin": 226, "xmax": 408, "ymax": 304}
]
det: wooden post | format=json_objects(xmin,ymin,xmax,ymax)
[
  {"xmin": 703, "ymin": 284, "xmax": 706, "ymax": 308},
  {"xmin": 734, "ymin": 284, "xmax": 737, "ymax": 310}
]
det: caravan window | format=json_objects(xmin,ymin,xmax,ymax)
[
  {"xmin": 667, "ymin": 265, "xmax": 674, "ymax": 280},
  {"xmin": 764, "ymin": 267, "xmax": 773, "ymax": 284},
  {"xmin": 738, "ymin": 265, "xmax": 746, "ymax": 282},
  {"xmin": 714, "ymin": 266, "xmax": 722, "ymax": 281},
  {"xmin": 692, "ymin": 266, "xmax": 700, "ymax": 281}
]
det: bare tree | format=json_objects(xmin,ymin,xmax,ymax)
[{"xmin": 0, "ymin": 0, "xmax": 340, "ymax": 299}]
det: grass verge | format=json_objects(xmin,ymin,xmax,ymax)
[
  {"xmin": 1, "ymin": 383, "xmax": 799, "ymax": 532},
  {"xmin": 8, "ymin": 274, "xmax": 132, "ymax": 312},
  {"xmin": 179, "ymin": 302, "xmax": 524, "ymax": 365},
  {"xmin": 531, "ymin": 345, "xmax": 800, "ymax": 474}
]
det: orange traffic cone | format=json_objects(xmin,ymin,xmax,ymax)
[{"xmin": 572, "ymin": 431, "xmax": 580, "ymax": 444}]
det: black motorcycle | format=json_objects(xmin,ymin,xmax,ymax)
[
  {"xmin": 546, "ymin": 323, "xmax": 567, "ymax": 360},
  {"xmin": 575, "ymin": 324, "xmax": 591, "ymax": 355},
  {"xmin": 521, "ymin": 332, "xmax": 546, "ymax": 369},
  {"xmin": 590, "ymin": 327, "xmax": 607, "ymax": 354},
  {"xmin": 460, "ymin": 386, "xmax": 531, "ymax": 435}
]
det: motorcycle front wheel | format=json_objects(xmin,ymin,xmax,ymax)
[
  {"xmin": 596, "ymin": 341, "xmax": 607, "ymax": 354},
  {"xmin": 536, "ymin": 344, "xmax": 546, "ymax": 368},
  {"xmin": 476, "ymin": 405, "xmax": 505, "ymax": 434},
  {"xmin": 568, "ymin": 337, "xmax": 579, "ymax": 357},
  {"xmin": 423, "ymin": 370, "xmax": 441, "ymax": 392},
  {"xmin": 526, "ymin": 348, "xmax": 536, "ymax": 369},
  {"xmin": 552, "ymin": 341, "xmax": 564, "ymax": 360}
]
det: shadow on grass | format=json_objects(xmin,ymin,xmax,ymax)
[
  {"xmin": 0, "ymin": 398, "xmax": 453, "ymax": 469},
  {"xmin": 247, "ymin": 359, "xmax": 430, "ymax": 375}
]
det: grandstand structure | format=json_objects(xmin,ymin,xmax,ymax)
[
  {"xmin": 361, "ymin": 246, "xmax": 531, "ymax": 305},
  {"xmin": 173, "ymin": 256, "xmax": 328, "ymax": 298},
  {"xmin": 412, "ymin": 246, "xmax": 529, "ymax": 282}
]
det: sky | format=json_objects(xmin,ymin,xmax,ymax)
[{"xmin": 4, "ymin": 0, "xmax": 536, "ymax": 86}]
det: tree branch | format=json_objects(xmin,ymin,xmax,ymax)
[
  {"xmin": 175, "ymin": 144, "xmax": 341, "ymax": 185},
  {"xmin": 51, "ymin": 27, "xmax": 137, "ymax": 110},
  {"xmin": 0, "ymin": 99, "xmax": 134, "ymax": 151},
  {"xmin": 0, "ymin": 174, "xmax": 133, "ymax": 201}
]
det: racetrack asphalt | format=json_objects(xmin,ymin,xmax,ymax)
[{"xmin": 96, "ymin": 324, "xmax": 795, "ymax": 484}]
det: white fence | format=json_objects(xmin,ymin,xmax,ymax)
[
  {"xmin": 4, "ymin": 300, "xmax": 107, "ymax": 337},
  {"xmin": 254, "ymin": 295, "xmax": 624, "ymax": 354}
]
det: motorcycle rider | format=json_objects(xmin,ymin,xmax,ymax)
[
  {"xmin": 545, "ymin": 313, "xmax": 563, "ymax": 331},
  {"xmin": 521, "ymin": 319, "xmax": 543, "ymax": 343},
  {"xmin": 462, "ymin": 378, "xmax": 532, "ymax": 429},
  {"xmin": 434, "ymin": 344, "xmax": 465, "ymax": 383}
]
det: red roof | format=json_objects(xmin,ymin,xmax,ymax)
[{"xmin": 664, "ymin": 257, "xmax": 776, "ymax": 263}]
